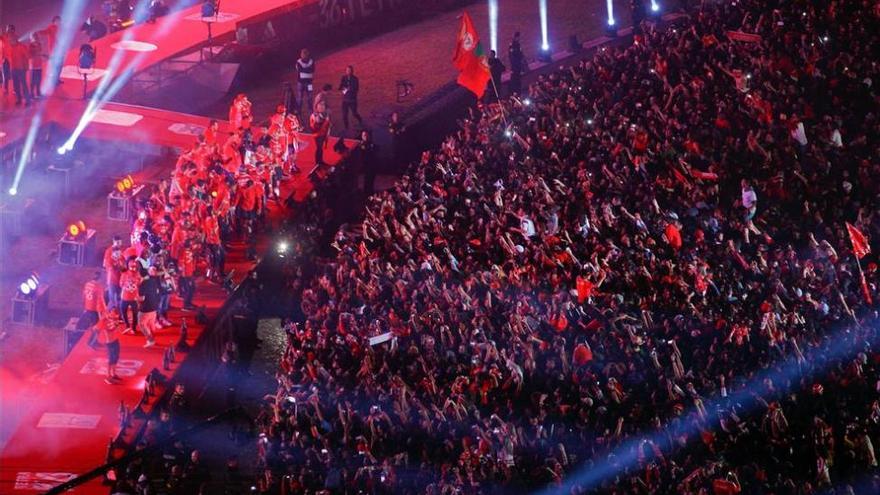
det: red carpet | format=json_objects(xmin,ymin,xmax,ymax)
[{"xmin": 0, "ymin": 137, "xmax": 353, "ymax": 494}]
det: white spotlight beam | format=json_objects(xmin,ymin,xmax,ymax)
[
  {"xmin": 61, "ymin": 0, "xmax": 187, "ymax": 152},
  {"xmin": 606, "ymin": 0, "xmax": 616, "ymax": 25},
  {"xmin": 488, "ymin": 0, "xmax": 498, "ymax": 53},
  {"xmin": 42, "ymin": 0, "xmax": 91, "ymax": 96},
  {"xmin": 10, "ymin": 112, "xmax": 43, "ymax": 192},
  {"xmin": 539, "ymin": 0, "xmax": 549, "ymax": 50}
]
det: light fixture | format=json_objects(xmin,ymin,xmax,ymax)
[
  {"xmin": 68, "ymin": 220, "xmax": 87, "ymax": 238},
  {"xmin": 18, "ymin": 273, "xmax": 40, "ymax": 297},
  {"xmin": 8, "ymin": 187, "xmax": 17, "ymax": 196},
  {"xmin": 115, "ymin": 175, "xmax": 135, "ymax": 193}
]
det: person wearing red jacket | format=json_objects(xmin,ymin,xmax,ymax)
[
  {"xmin": 178, "ymin": 240, "xmax": 197, "ymax": 310},
  {"xmin": 119, "ymin": 260, "xmax": 144, "ymax": 334},
  {"xmin": 77, "ymin": 272, "xmax": 107, "ymax": 331}
]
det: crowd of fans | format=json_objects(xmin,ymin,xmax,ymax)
[{"xmin": 249, "ymin": 0, "xmax": 880, "ymax": 494}]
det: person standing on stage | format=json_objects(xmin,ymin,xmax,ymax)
[
  {"xmin": 8, "ymin": 34, "xmax": 30, "ymax": 106},
  {"xmin": 119, "ymin": 259, "xmax": 144, "ymax": 336},
  {"xmin": 103, "ymin": 236, "xmax": 125, "ymax": 309},
  {"xmin": 37, "ymin": 16, "xmax": 61, "ymax": 88},
  {"xmin": 93, "ymin": 309, "xmax": 122, "ymax": 384},
  {"xmin": 309, "ymin": 100, "xmax": 331, "ymax": 167},
  {"xmin": 388, "ymin": 111, "xmax": 406, "ymax": 166},
  {"xmin": 295, "ymin": 48, "xmax": 315, "ymax": 118},
  {"xmin": 138, "ymin": 266, "xmax": 161, "ymax": 347},
  {"xmin": 78, "ymin": 272, "xmax": 107, "ymax": 331},
  {"xmin": 27, "ymin": 33, "xmax": 42, "ymax": 99},
  {"xmin": 338, "ymin": 65, "xmax": 363, "ymax": 131},
  {"xmin": 1, "ymin": 25, "xmax": 15, "ymax": 96},
  {"xmin": 486, "ymin": 49, "xmax": 505, "ymax": 102},
  {"xmin": 508, "ymin": 31, "xmax": 525, "ymax": 95},
  {"xmin": 178, "ymin": 240, "xmax": 198, "ymax": 310}
]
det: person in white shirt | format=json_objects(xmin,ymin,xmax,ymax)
[{"xmin": 740, "ymin": 179, "xmax": 761, "ymax": 242}]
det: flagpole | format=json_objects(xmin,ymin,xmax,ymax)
[
  {"xmin": 488, "ymin": 72, "xmax": 509, "ymax": 129},
  {"xmin": 855, "ymin": 254, "xmax": 872, "ymax": 306}
]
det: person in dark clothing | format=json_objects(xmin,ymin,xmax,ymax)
[
  {"xmin": 486, "ymin": 49, "xmax": 506, "ymax": 102},
  {"xmin": 137, "ymin": 266, "xmax": 162, "ymax": 347},
  {"xmin": 338, "ymin": 65, "xmax": 363, "ymax": 131},
  {"xmin": 81, "ymin": 16, "xmax": 107, "ymax": 41},
  {"xmin": 508, "ymin": 31, "xmax": 525, "ymax": 95},
  {"xmin": 295, "ymin": 48, "xmax": 315, "ymax": 118},
  {"xmin": 387, "ymin": 111, "xmax": 406, "ymax": 166},
  {"xmin": 358, "ymin": 129, "xmax": 377, "ymax": 196}
]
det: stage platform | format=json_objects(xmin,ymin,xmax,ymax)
[
  {"xmin": 53, "ymin": 0, "xmax": 319, "ymax": 102},
  {"xmin": 0, "ymin": 125, "xmax": 352, "ymax": 495}
]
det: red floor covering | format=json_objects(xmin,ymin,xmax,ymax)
[
  {"xmin": 53, "ymin": 0, "xmax": 318, "ymax": 102},
  {"xmin": 0, "ymin": 138, "xmax": 352, "ymax": 494}
]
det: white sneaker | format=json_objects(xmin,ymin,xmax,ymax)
[{"xmin": 144, "ymin": 341, "xmax": 156, "ymax": 348}]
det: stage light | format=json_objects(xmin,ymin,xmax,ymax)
[
  {"xmin": 523, "ymin": 98, "xmax": 532, "ymax": 106},
  {"xmin": 587, "ymin": 118, "xmax": 594, "ymax": 125},
  {"xmin": 488, "ymin": 0, "xmax": 498, "ymax": 53},
  {"xmin": 276, "ymin": 240, "xmax": 290, "ymax": 257},
  {"xmin": 650, "ymin": 1, "xmax": 660, "ymax": 12},
  {"xmin": 8, "ymin": 187, "xmax": 17, "ymax": 196},
  {"xmin": 504, "ymin": 129, "xmax": 512, "ymax": 138},
  {"xmin": 539, "ymin": 0, "xmax": 549, "ymax": 57},
  {"xmin": 57, "ymin": 145, "xmax": 68, "ymax": 155},
  {"xmin": 538, "ymin": 45, "xmax": 552, "ymax": 63},
  {"xmin": 18, "ymin": 273, "xmax": 39, "ymax": 297},
  {"xmin": 68, "ymin": 220, "xmax": 87, "ymax": 237},
  {"xmin": 116, "ymin": 175, "xmax": 135, "ymax": 193}
]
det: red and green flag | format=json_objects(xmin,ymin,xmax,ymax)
[{"xmin": 452, "ymin": 11, "xmax": 490, "ymax": 98}]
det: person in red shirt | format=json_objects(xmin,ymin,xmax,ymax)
[
  {"xmin": 310, "ymin": 100, "xmax": 331, "ymax": 167},
  {"xmin": 178, "ymin": 240, "xmax": 197, "ymax": 310},
  {"xmin": 119, "ymin": 260, "xmax": 144, "ymax": 333},
  {"xmin": 27, "ymin": 33, "xmax": 41, "ymax": 99},
  {"xmin": 236, "ymin": 178, "xmax": 263, "ymax": 236},
  {"xmin": 77, "ymin": 272, "xmax": 107, "ymax": 331},
  {"xmin": 36, "ymin": 16, "xmax": 60, "ymax": 90},
  {"xmin": 8, "ymin": 33, "xmax": 30, "ymax": 105},
  {"xmin": 91, "ymin": 309, "xmax": 123, "ymax": 384},
  {"xmin": 103, "ymin": 236, "xmax": 125, "ymax": 309},
  {"xmin": 204, "ymin": 119, "xmax": 220, "ymax": 146},
  {"xmin": 203, "ymin": 206, "xmax": 225, "ymax": 279},
  {"xmin": 1, "ymin": 25, "xmax": 13, "ymax": 96}
]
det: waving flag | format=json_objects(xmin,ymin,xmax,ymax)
[
  {"xmin": 847, "ymin": 222, "xmax": 871, "ymax": 259},
  {"xmin": 452, "ymin": 12, "xmax": 491, "ymax": 98},
  {"xmin": 847, "ymin": 222, "xmax": 873, "ymax": 305}
]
